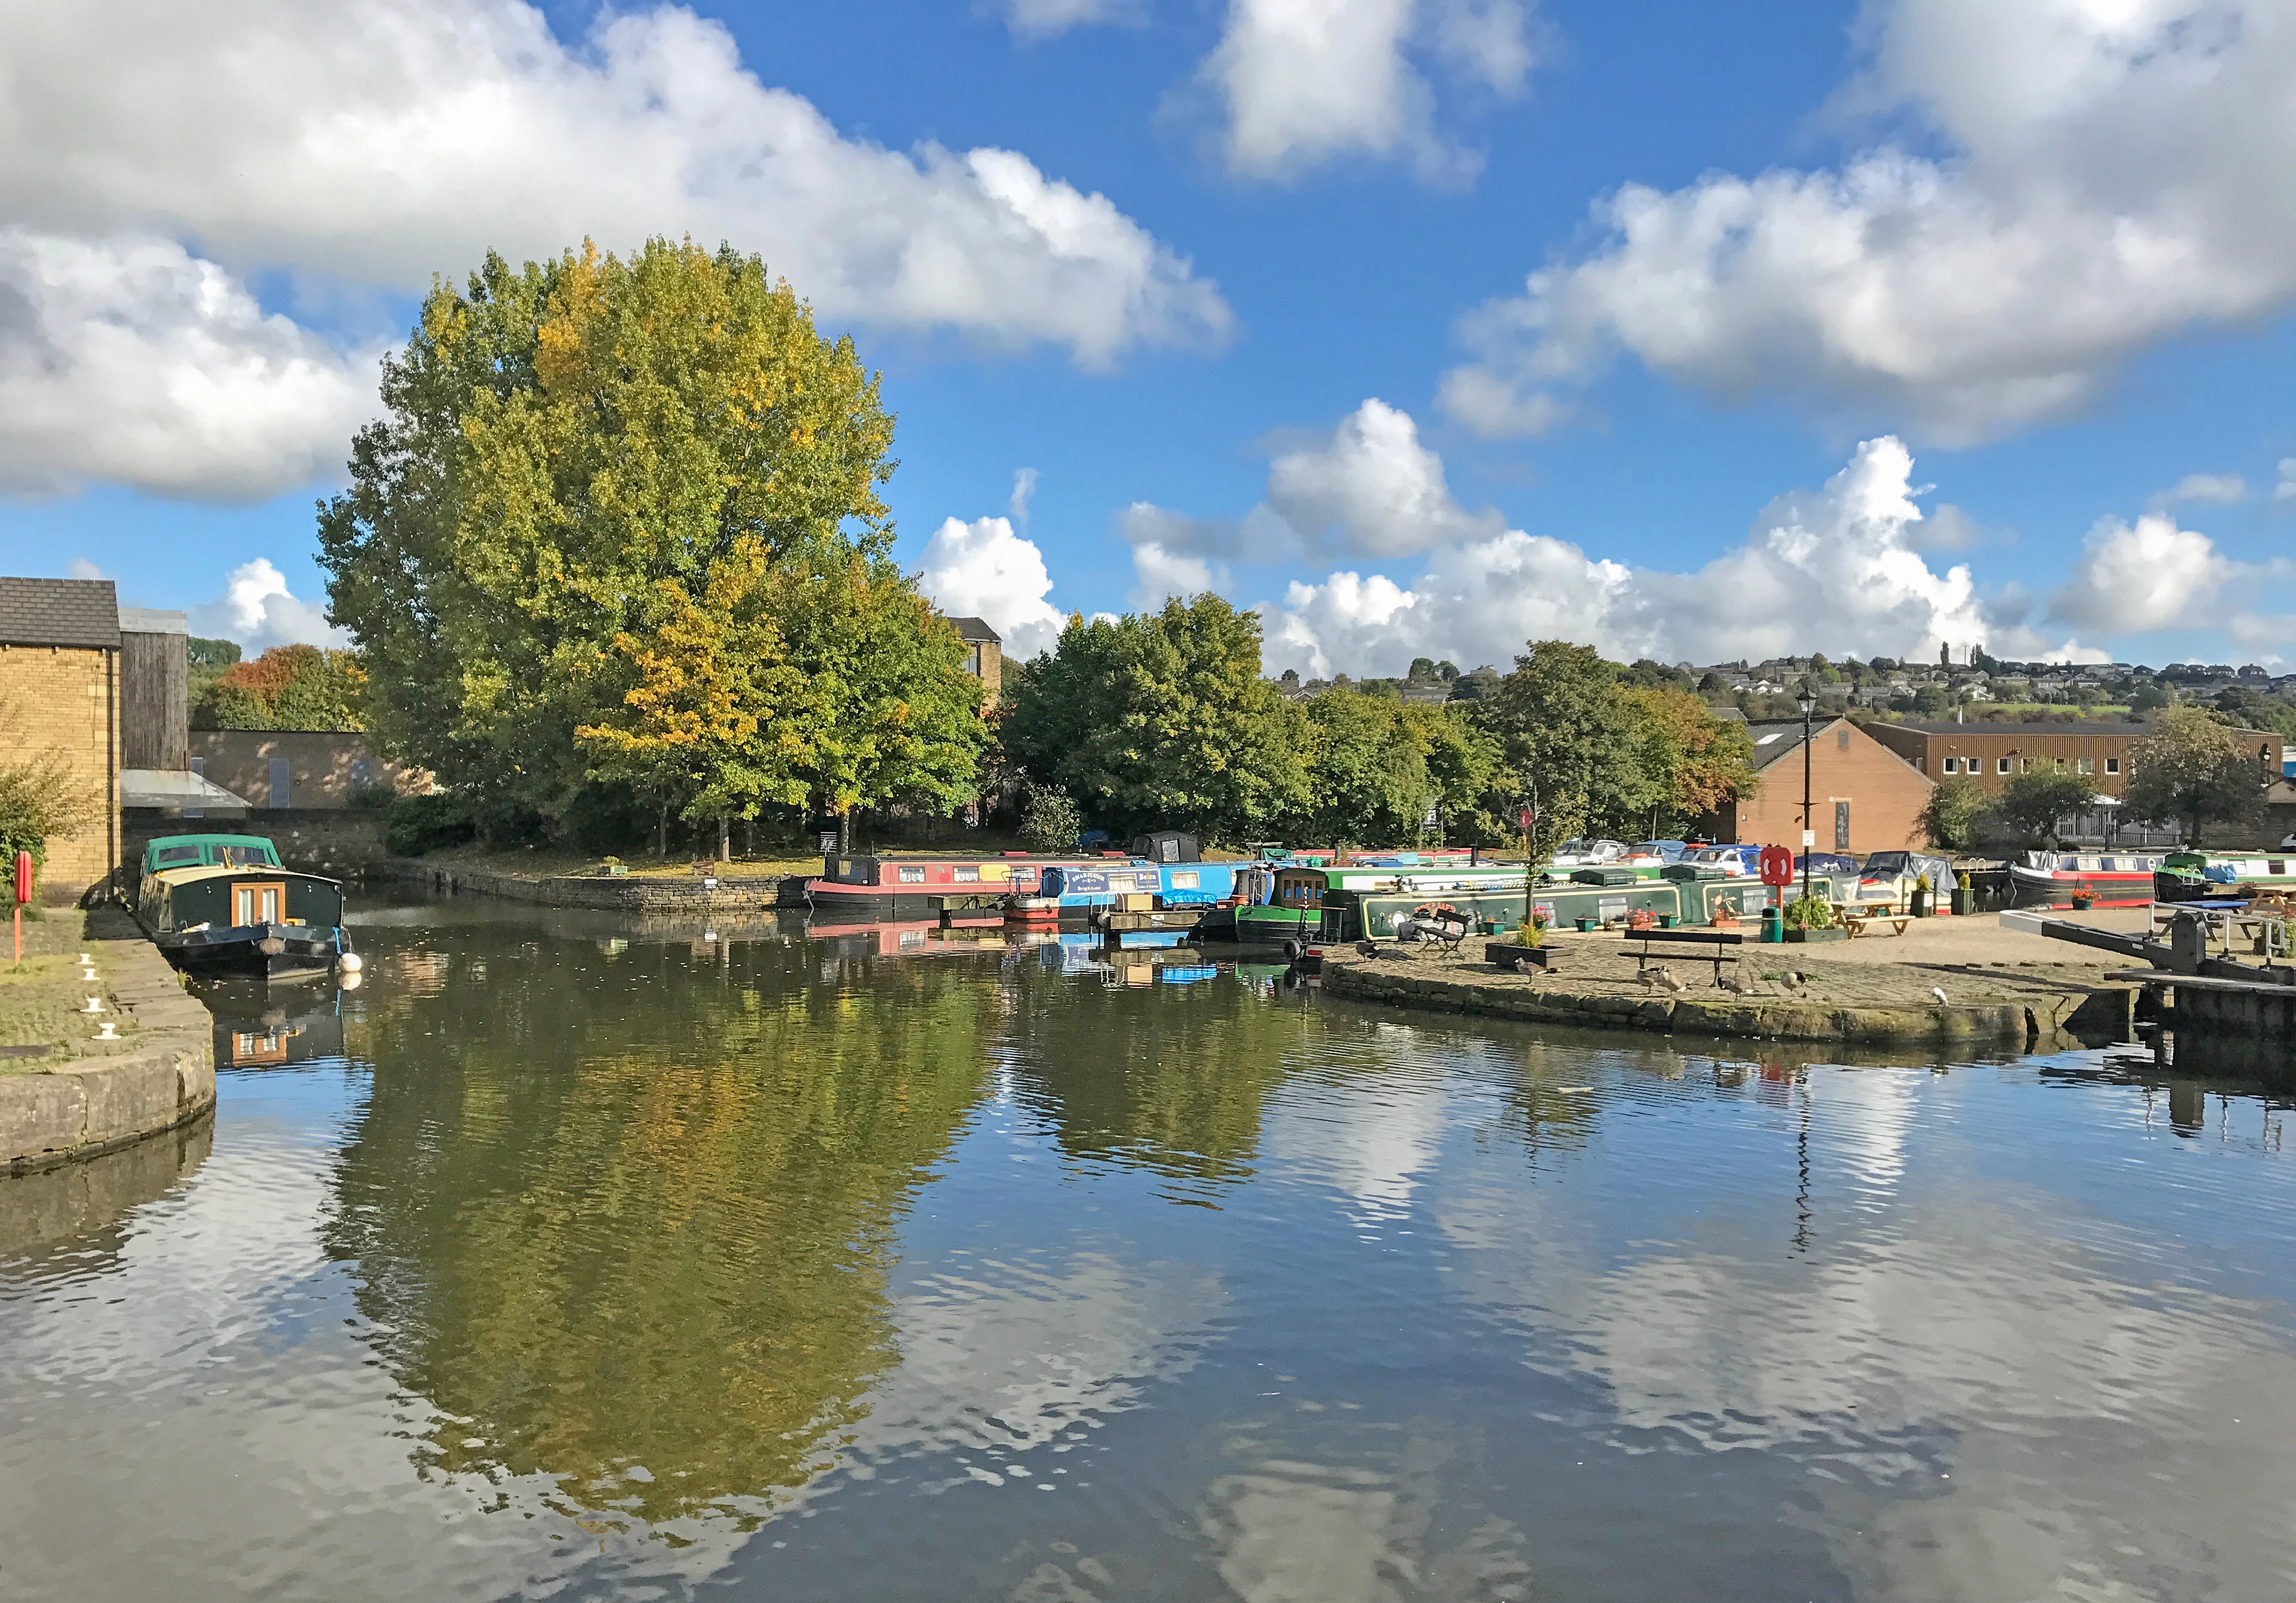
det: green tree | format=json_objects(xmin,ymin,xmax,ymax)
[
  {"xmin": 320, "ymin": 237, "xmax": 916, "ymax": 840},
  {"xmin": 1001, "ymin": 597, "xmax": 1306, "ymax": 843},
  {"xmin": 2211, "ymin": 686, "xmax": 2296, "ymax": 739},
  {"xmin": 2124, "ymin": 705, "xmax": 2267, "ymax": 845},
  {"xmin": 1919, "ymin": 774, "xmax": 1993, "ymax": 851},
  {"xmin": 1623, "ymin": 685, "xmax": 1757, "ymax": 835},
  {"xmin": 1287, "ymin": 690, "xmax": 1432, "ymax": 846},
  {"xmin": 190, "ymin": 644, "xmax": 367, "ymax": 731},
  {"xmin": 1994, "ymin": 771, "xmax": 2097, "ymax": 847},
  {"xmin": 1481, "ymin": 641, "xmax": 1665, "ymax": 855},
  {"xmin": 2127, "ymin": 683, "xmax": 2170, "ymax": 714}
]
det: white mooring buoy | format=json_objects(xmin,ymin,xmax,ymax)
[{"xmin": 337, "ymin": 952, "xmax": 364, "ymax": 973}]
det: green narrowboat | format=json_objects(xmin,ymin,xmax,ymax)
[
  {"xmin": 1234, "ymin": 862, "xmax": 1768, "ymax": 947},
  {"xmin": 132, "ymin": 833, "xmax": 354, "ymax": 979},
  {"xmin": 2155, "ymin": 850, "xmax": 2296, "ymax": 902}
]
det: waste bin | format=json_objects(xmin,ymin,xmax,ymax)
[{"xmin": 1759, "ymin": 905, "xmax": 1784, "ymax": 944}]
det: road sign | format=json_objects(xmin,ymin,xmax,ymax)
[{"xmin": 1758, "ymin": 845, "xmax": 1795, "ymax": 888}]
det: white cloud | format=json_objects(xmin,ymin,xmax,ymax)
[
  {"xmin": 65, "ymin": 558, "xmax": 107, "ymax": 581},
  {"xmin": 1260, "ymin": 429, "xmax": 2103, "ymax": 677},
  {"xmin": 1266, "ymin": 397, "xmax": 1493, "ymax": 557},
  {"xmin": 1190, "ymin": 0, "xmax": 1533, "ymax": 184},
  {"xmin": 2277, "ymin": 458, "xmax": 2296, "ymax": 503},
  {"xmin": 1008, "ymin": 467, "xmax": 1040, "ymax": 529},
  {"xmin": 2047, "ymin": 512, "xmax": 2233, "ymax": 635},
  {"xmin": 994, "ymin": 0, "xmax": 1145, "ymax": 41},
  {"xmin": 2151, "ymin": 472, "xmax": 2247, "ymax": 510},
  {"xmin": 916, "ymin": 515, "xmax": 1068, "ymax": 662},
  {"xmin": 0, "ymin": 232, "xmax": 380, "ymax": 499},
  {"xmin": 187, "ymin": 558, "xmax": 347, "ymax": 653},
  {"xmin": 1439, "ymin": 0, "xmax": 2296, "ymax": 444},
  {"xmin": 0, "ymin": 1, "xmax": 1228, "ymax": 501}
]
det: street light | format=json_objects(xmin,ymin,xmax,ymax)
[{"xmin": 1796, "ymin": 681, "xmax": 1818, "ymax": 908}]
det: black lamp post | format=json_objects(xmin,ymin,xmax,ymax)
[{"xmin": 1796, "ymin": 681, "xmax": 1818, "ymax": 907}]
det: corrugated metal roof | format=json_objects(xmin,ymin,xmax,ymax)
[{"xmin": 0, "ymin": 576, "xmax": 121, "ymax": 648}]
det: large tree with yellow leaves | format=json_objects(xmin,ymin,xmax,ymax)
[{"xmin": 321, "ymin": 238, "xmax": 985, "ymax": 847}]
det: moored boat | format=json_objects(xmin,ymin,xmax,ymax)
[
  {"xmin": 2010, "ymin": 849, "xmax": 2165, "ymax": 906},
  {"xmin": 133, "ymin": 833, "xmax": 353, "ymax": 979},
  {"xmin": 806, "ymin": 852, "xmax": 1095, "ymax": 917},
  {"xmin": 2155, "ymin": 850, "xmax": 2296, "ymax": 903}
]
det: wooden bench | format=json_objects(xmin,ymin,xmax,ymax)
[
  {"xmin": 1622, "ymin": 928, "xmax": 1743, "ymax": 985},
  {"xmin": 1841, "ymin": 912, "xmax": 1912, "ymax": 939}
]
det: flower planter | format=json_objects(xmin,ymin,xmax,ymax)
[
  {"xmin": 1949, "ymin": 889, "xmax": 1971, "ymax": 915},
  {"xmin": 1575, "ymin": 918, "xmax": 1597, "ymax": 933},
  {"xmin": 1487, "ymin": 941, "xmax": 1557, "ymax": 972},
  {"xmin": 1785, "ymin": 927, "xmax": 1849, "ymax": 944}
]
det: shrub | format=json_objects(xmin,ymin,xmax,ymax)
[
  {"xmin": 385, "ymin": 793, "xmax": 479, "ymax": 856},
  {"xmin": 1020, "ymin": 786, "xmax": 1082, "ymax": 855},
  {"xmin": 1784, "ymin": 894, "xmax": 1835, "ymax": 931}
]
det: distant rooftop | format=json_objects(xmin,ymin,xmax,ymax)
[
  {"xmin": 0, "ymin": 576, "xmax": 120, "ymax": 649},
  {"xmin": 947, "ymin": 616, "xmax": 1001, "ymax": 644}
]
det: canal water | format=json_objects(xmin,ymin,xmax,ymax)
[{"xmin": 3, "ymin": 899, "xmax": 2294, "ymax": 1602}]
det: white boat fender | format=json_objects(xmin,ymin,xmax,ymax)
[
  {"xmin": 339, "ymin": 970, "xmax": 363, "ymax": 993},
  {"xmin": 337, "ymin": 952, "xmax": 364, "ymax": 973}
]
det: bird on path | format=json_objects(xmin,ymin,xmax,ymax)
[
  {"xmin": 1637, "ymin": 966, "xmax": 1685, "ymax": 993},
  {"xmin": 1778, "ymin": 971, "xmax": 1806, "ymax": 991},
  {"xmin": 1929, "ymin": 985, "xmax": 1949, "ymax": 1005},
  {"xmin": 1717, "ymin": 973, "xmax": 1755, "ymax": 996},
  {"xmin": 1355, "ymin": 941, "xmax": 1380, "ymax": 960}
]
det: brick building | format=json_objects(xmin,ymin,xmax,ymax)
[
  {"xmin": 0, "ymin": 577, "xmax": 121, "ymax": 902},
  {"xmin": 187, "ymin": 729, "xmax": 425, "ymax": 810},
  {"xmin": 950, "ymin": 616, "xmax": 1003, "ymax": 706},
  {"xmin": 1706, "ymin": 716, "xmax": 1936, "ymax": 854},
  {"xmin": 1863, "ymin": 720, "xmax": 2281, "ymax": 797}
]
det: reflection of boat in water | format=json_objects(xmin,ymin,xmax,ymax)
[
  {"xmin": 133, "ymin": 833, "xmax": 355, "ymax": 979},
  {"xmin": 206, "ymin": 989, "xmax": 350, "ymax": 1069},
  {"xmin": 803, "ymin": 915, "xmax": 1005, "ymax": 958}
]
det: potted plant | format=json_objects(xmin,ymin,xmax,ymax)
[
  {"xmin": 1910, "ymin": 872, "xmax": 1933, "ymax": 917},
  {"xmin": 1950, "ymin": 870, "xmax": 1972, "ymax": 916},
  {"xmin": 1488, "ymin": 917, "xmax": 1557, "ymax": 971},
  {"xmin": 596, "ymin": 856, "xmax": 628, "ymax": 878},
  {"xmin": 2070, "ymin": 889, "xmax": 2096, "ymax": 910},
  {"xmin": 1783, "ymin": 894, "xmax": 1848, "ymax": 944}
]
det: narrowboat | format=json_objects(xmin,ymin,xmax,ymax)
[
  {"xmin": 2155, "ymin": 851, "xmax": 2296, "ymax": 903},
  {"xmin": 2010, "ymin": 849, "xmax": 2166, "ymax": 906},
  {"xmin": 805, "ymin": 853, "xmax": 1096, "ymax": 917},
  {"xmin": 133, "ymin": 833, "xmax": 354, "ymax": 979},
  {"xmin": 1235, "ymin": 861, "xmax": 1770, "ymax": 947}
]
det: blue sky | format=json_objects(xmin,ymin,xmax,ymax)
[{"xmin": 5, "ymin": 0, "xmax": 2293, "ymax": 674}]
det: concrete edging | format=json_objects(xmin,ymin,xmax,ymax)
[
  {"xmin": 382, "ymin": 858, "xmax": 811, "ymax": 912},
  {"xmin": 3, "ymin": 923, "xmax": 216, "ymax": 1177},
  {"xmin": 1320, "ymin": 959, "xmax": 2116, "ymax": 1047}
]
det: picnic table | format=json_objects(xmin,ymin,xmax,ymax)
[{"xmin": 1841, "ymin": 910, "xmax": 1911, "ymax": 938}]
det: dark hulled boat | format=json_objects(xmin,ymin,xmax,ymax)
[{"xmin": 133, "ymin": 833, "xmax": 354, "ymax": 979}]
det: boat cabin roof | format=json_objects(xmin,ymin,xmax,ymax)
[
  {"xmin": 141, "ymin": 833, "xmax": 282, "ymax": 874},
  {"xmin": 151, "ymin": 862, "xmax": 340, "ymax": 890}
]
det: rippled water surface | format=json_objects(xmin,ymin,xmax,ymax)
[{"xmin": 4, "ymin": 899, "xmax": 2294, "ymax": 1602}]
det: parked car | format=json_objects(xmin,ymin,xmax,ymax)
[
  {"xmin": 1549, "ymin": 838, "xmax": 1628, "ymax": 870},
  {"xmin": 1687, "ymin": 844, "xmax": 1760, "ymax": 875},
  {"xmin": 1625, "ymin": 839, "xmax": 1689, "ymax": 866}
]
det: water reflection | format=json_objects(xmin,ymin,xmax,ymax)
[
  {"xmin": 1, "ymin": 897, "xmax": 2292, "ymax": 1602},
  {"xmin": 321, "ymin": 932, "xmax": 999, "ymax": 1524},
  {"xmin": 0, "ymin": 1115, "xmax": 212, "ymax": 1267}
]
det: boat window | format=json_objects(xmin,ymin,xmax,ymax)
[
  {"xmin": 954, "ymin": 866, "xmax": 980, "ymax": 882},
  {"xmin": 1171, "ymin": 871, "xmax": 1199, "ymax": 889},
  {"xmin": 152, "ymin": 845, "xmax": 200, "ymax": 866},
  {"xmin": 216, "ymin": 844, "xmax": 279, "ymax": 867},
  {"xmin": 897, "ymin": 866, "xmax": 927, "ymax": 883},
  {"xmin": 2273, "ymin": 861, "xmax": 2287, "ymax": 876}
]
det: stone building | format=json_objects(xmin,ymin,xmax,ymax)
[
  {"xmin": 1864, "ymin": 720, "xmax": 2280, "ymax": 799},
  {"xmin": 186, "ymin": 729, "xmax": 424, "ymax": 810},
  {"xmin": 949, "ymin": 616, "xmax": 1003, "ymax": 706},
  {"xmin": 0, "ymin": 577, "xmax": 121, "ymax": 902},
  {"xmin": 1705, "ymin": 716, "xmax": 1936, "ymax": 855}
]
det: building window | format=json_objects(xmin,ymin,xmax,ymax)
[
  {"xmin": 1941, "ymin": 758, "xmax": 1959, "ymax": 774},
  {"xmin": 2076, "ymin": 757, "xmax": 2094, "ymax": 775},
  {"xmin": 2105, "ymin": 757, "xmax": 2120, "ymax": 775},
  {"xmin": 2054, "ymin": 757, "xmax": 2068, "ymax": 772},
  {"xmin": 1998, "ymin": 757, "xmax": 2011, "ymax": 774}
]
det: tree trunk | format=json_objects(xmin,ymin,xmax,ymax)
[{"xmin": 656, "ymin": 802, "xmax": 669, "ymax": 860}]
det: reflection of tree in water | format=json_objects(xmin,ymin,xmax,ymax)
[
  {"xmin": 1004, "ymin": 978, "xmax": 1307, "ymax": 1201},
  {"xmin": 324, "ymin": 932, "xmax": 996, "ymax": 1524}
]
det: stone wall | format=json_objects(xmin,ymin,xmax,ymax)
[
  {"xmin": 387, "ymin": 858, "xmax": 811, "ymax": 911},
  {"xmin": 1, "ymin": 913, "xmax": 215, "ymax": 1175},
  {"xmin": 122, "ymin": 808, "xmax": 394, "ymax": 880},
  {"xmin": 0, "ymin": 641, "xmax": 118, "ymax": 901}
]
